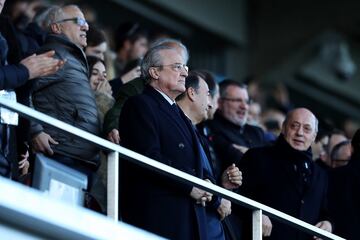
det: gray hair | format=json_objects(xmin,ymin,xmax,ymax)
[
  {"xmin": 43, "ymin": 5, "xmax": 81, "ymax": 33},
  {"xmin": 141, "ymin": 38, "xmax": 189, "ymax": 82}
]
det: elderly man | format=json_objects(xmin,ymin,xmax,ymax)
[
  {"xmin": 119, "ymin": 43, "xmax": 212, "ymax": 239},
  {"xmin": 30, "ymin": 5, "xmax": 100, "ymax": 189},
  {"xmin": 239, "ymin": 108, "xmax": 332, "ymax": 240},
  {"xmin": 208, "ymin": 79, "xmax": 267, "ymax": 171}
]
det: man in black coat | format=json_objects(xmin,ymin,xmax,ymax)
[
  {"xmin": 239, "ymin": 108, "xmax": 332, "ymax": 240},
  {"xmin": 208, "ymin": 80, "xmax": 267, "ymax": 171},
  {"xmin": 119, "ymin": 42, "xmax": 212, "ymax": 239}
]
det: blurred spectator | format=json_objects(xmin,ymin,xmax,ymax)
[
  {"xmin": 110, "ymin": 22, "xmax": 148, "ymax": 97},
  {"xmin": 343, "ymin": 118, "xmax": 360, "ymax": 139},
  {"xmin": 239, "ymin": 108, "xmax": 332, "ymax": 239},
  {"xmin": 328, "ymin": 128, "xmax": 360, "ymax": 239},
  {"xmin": 330, "ymin": 140, "xmax": 351, "ymax": 168},
  {"xmin": 261, "ymin": 109, "xmax": 285, "ymax": 141},
  {"xmin": 30, "ymin": 5, "xmax": 101, "ymax": 200},
  {"xmin": 85, "ymin": 23, "xmax": 107, "ymax": 61},
  {"xmin": 247, "ymin": 101, "xmax": 262, "ymax": 127},
  {"xmin": 266, "ymin": 82, "xmax": 294, "ymax": 114},
  {"xmin": 208, "ymin": 79, "xmax": 267, "ymax": 170},
  {"xmin": 319, "ymin": 130, "xmax": 347, "ymax": 169},
  {"xmin": 0, "ymin": 0, "xmax": 63, "ymax": 179},
  {"xmin": 311, "ymin": 130, "xmax": 329, "ymax": 162}
]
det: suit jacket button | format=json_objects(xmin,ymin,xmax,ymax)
[{"xmin": 178, "ymin": 143, "xmax": 185, "ymax": 148}]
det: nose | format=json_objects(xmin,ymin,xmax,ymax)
[
  {"xmin": 296, "ymin": 126, "xmax": 304, "ymax": 136},
  {"xmin": 82, "ymin": 23, "xmax": 89, "ymax": 31}
]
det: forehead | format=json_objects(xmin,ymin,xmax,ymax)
[
  {"xmin": 63, "ymin": 6, "xmax": 84, "ymax": 18},
  {"xmin": 198, "ymin": 77, "xmax": 209, "ymax": 91},
  {"xmin": 159, "ymin": 49, "xmax": 184, "ymax": 63},
  {"xmin": 93, "ymin": 61, "xmax": 105, "ymax": 70},
  {"xmin": 287, "ymin": 110, "xmax": 316, "ymax": 128},
  {"xmin": 226, "ymin": 85, "xmax": 248, "ymax": 98}
]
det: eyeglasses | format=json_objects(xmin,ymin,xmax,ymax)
[
  {"xmin": 154, "ymin": 63, "xmax": 189, "ymax": 73},
  {"xmin": 54, "ymin": 17, "xmax": 88, "ymax": 27},
  {"xmin": 221, "ymin": 97, "xmax": 251, "ymax": 104}
]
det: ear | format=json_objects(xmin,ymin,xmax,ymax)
[
  {"xmin": 187, "ymin": 87, "xmax": 196, "ymax": 102},
  {"xmin": 51, "ymin": 23, "xmax": 62, "ymax": 34},
  {"xmin": 149, "ymin": 67, "xmax": 159, "ymax": 80}
]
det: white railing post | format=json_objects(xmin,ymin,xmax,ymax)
[
  {"xmin": 107, "ymin": 151, "xmax": 119, "ymax": 220},
  {"xmin": 252, "ymin": 209, "xmax": 262, "ymax": 240}
]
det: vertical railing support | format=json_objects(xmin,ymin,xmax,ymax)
[
  {"xmin": 252, "ymin": 209, "xmax": 262, "ymax": 240},
  {"xmin": 107, "ymin": 151, "xmax": 119, "ymax": 220}
]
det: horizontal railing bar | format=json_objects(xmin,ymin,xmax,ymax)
[{"xmin": 0, "ymin": 99, "xmax": 344, "ymax": 240}]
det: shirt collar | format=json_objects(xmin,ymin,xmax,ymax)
[{"xmin": 155, "ymin": 88, "xmax": 176, "ymax": 105}]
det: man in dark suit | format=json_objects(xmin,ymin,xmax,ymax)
[
  {"xmin": 119, "ymin": 42, "xmax": 212, "ymax": 239},
  {"xmin": 239, "ymin": 108, "xmax": 332, "ymax": 240}
]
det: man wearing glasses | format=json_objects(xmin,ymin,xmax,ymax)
[
  {"xmin": 119, "ymin": 43, "xmax": 211, "ymax": 239},
  {"xmin": 30, "ymin": 5, "xmax": 101, "ymax": 203},
  {"xmin": 208, "ymin": 80, "xmax": 267, "ymax": 170}
]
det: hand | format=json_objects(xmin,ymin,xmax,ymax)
[
  {"xmin": 262, "ymin": 214, "xmax": 272, "ymax": 237},
  {"xmin": 96, "ymin": 80, "xmax": 113, "ymax": 96},
  {"xmin": 32, "ymin": 132, "xmax": 58, "ymax": 155},
  {"xmin": 217, "ymin": 198, "xmax": 231, "ymax": 220},
  {"xmin": 19, "ymin": 150, "xmax": 30, "ymax": 176},
  {"xmin": 313, "ymin": 221, "xmax": 332, "ymax": 239},
  {"xmin": 121, "ymin": 66, "xmax": 141, "ymax": 84},
  {"xmin": 20, "ymin": 51, "xmax": 65, "ymax": 80},
  {"xmin": 232, "ymin": 144, "xmax": 248, "ymax": 153},
  {"xmin": 190, "ymin": 183, "xmax": 212, "ymax": 206},
  {"xmin": 221, "ymin": 163, "xmax": 242, "ymax": 189},
  {"xmin": 107, "ymin": 129, "xmax": 120, "ymax": 144}
]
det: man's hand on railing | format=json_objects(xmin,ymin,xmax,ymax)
[
  {"xmin": 262, "ymin": 214, "xmax": 273, "ymax": 237},
  {"xmin": 313, "ymin": 220, "xmax": 332, "ymax": 239},
  {"xmin": 32, "ymin": 132, "xmax": 58, "ymax": 155},
  {"xmin": 190, "ymin": 181, "xmax": 213, "ymax": 207},
  {"xmin": 217, "ymin": 198, "xmax": 231, "ymax": 220},
  {"xmin": 221, "ymin": 163, "xmax": 242, "ymax": 189},
  {"xmin": 107, "ymin": 129, "xmax": 120, "ymax": 144}
]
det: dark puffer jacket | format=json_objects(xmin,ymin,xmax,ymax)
[{"xmin": 31, "ymin": 34, "xmax": 100, "ymax": 166}]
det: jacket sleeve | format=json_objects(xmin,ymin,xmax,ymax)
[{"xmin": 0, "ymin": 64, "xmax": 29, "ymax": 90}]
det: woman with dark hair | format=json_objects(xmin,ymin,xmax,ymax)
[
  {"xmin": 87, "ymin": 56, "xmax": 114, "ymax": 123},
  {"xmin": 328, "ymin": 128, "xmax": 360, "ymax": 240}
]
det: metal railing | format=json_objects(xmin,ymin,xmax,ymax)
[{"xmin": 0, "ymin": 99, "xmax": 345, "ymax": 240}]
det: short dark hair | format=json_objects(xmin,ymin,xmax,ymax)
[
  {"xmin": 331, "ymin": 140, "xmax": 351, "ymax": 162},
  {"xmin": 86, "ymin": 23, "xmax": 107, "ymax": 47},
  {"xmin": 219, "ymin": 79, "xmax": 247, "ymax": 98},
  {"xmin": 176, "ymin": 71, "xmax": 203, "ymax": 101},
  {"xmin": 114, "ymin": 22, "xmax": 147, "ymax": 51},
  {"xmin": 196, "ymin": 70, "xmax": 217, "ymax": 98}
]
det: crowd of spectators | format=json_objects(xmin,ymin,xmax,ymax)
[{"xmin": 0, "ymin": 0, "xmax": 360, "ymax": 239}]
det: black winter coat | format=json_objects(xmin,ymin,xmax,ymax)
[{"xmin": 239, "ymin": 135, "xmax": 330, "ymax": 240}]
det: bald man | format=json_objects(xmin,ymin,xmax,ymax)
[{"xmin": 239, "ymin": 108, "xmax": 332, "ymax": 240}]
